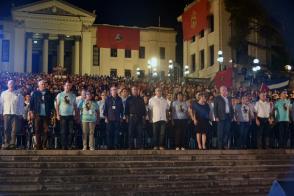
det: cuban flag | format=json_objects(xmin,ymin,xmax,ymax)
[{"xmin": 265, "ymin": 78, "xmax": 289, "ymax": 90}]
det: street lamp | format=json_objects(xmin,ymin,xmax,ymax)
[
  {"xmin": 168, "ymin": 59, "xmax": 173, "ymax": 79},
  {"xmin": 184, "ymin": 65, "xmax": 190, "ymax": 76},
  {"xmin": 136, "ymin": 67, "xmax": 140, "ymax": 77},
  {"xmin": 285, "ymin": 64, "xmax": 292, "ymax": 71},
  {"xmin": 217, "ymin": 50, "xmax": 224, "ymax": 70}
]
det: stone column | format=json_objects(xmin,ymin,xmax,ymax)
[
  {"xmin": 13, "ymin": 22, "xmax": 25, "ymax": 72},
  {"xmin": 58, "ymin": 35, "xmax": 65, "ymax": 68},
  {"xmin": 42, "ymin": 34, "xmax": 49, "ymax": 73},
  {"xmin": 0, "ymin": 36, "xmax": 2, "ymax": 69},
  {"xmin": 74, "ymin": 36, "xmax": 80, "ymax": 75},
  {"xmin": 26, "ymin": 33, "xmax": 33, "ymax": 73},
  {"xmin": 81, "ymin": 30, "xmax": 92, "ymax": 74}
]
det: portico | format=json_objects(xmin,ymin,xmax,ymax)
[{"xmin": 11, "ymin": 0, "xmax": 95, "ymax": 74}]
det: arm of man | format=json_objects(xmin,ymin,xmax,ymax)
[{"xmin": 55, "ymin": 94, "xmax": 60, "ymax": 121}]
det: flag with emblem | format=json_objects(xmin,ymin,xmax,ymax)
[
  {"xmin": 214, "ymin": 68, "xmax": 233, "ymax": 88},
  {"xmin": 182, "ymin": 0, "xmax": 210, "ymax": 41},
  {"xmin": 96, "ymin": 25, "xmax": 140, "ymax": 50}
]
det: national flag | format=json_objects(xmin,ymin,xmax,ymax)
[
  {"xmin": 214, "ymin": 68, "xmax": 233, "ymax": 88},
  {"xmin": 182, "ymin": 0, "xmax": 210, "ymax": 41},
  {"xmin": 96, "ymin": 25, "xmax": 140, "ymax": 50},
  {"xmin": 265, "ymin": 78, "xmax": 289, "ymax": 90}
]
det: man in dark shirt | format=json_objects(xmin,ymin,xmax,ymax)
[
  {"xmin": 125, "ymin": 86, "xmax": 146, "ymax": 149},
  {"xmin": 103, "ymin": 86, "xmax": 123, "ymax": 149}
]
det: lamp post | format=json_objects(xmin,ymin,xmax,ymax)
[
  {"xmin": 184, "ymin": 65, "xmax": 190, "ymax": 77},
  {"xmin": 168, "ymin": 59, "xmax": 173, "ymax": 80},
  {"xmin": 252, "ymin": 58, "xmax": 260, "ymax": 84},
  {"xmin": 136, "ymin": 67, "xmax": 140, "ymax": 78},
  {"xmin": 217, "ymin": 50, "xmax": 224, "ymax": 71},
  {"xmin": 285, "ymin": 64, "xmax": 292, "ymax": 72}
]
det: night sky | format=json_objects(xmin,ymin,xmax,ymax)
[{"xmin": 0, "ymin": 0, "xmax": 293, "ymax": 63}]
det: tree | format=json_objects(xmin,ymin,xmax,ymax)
[{"xmin": 224, "ymin": 0, "xmax": 290, "ymax": 70}]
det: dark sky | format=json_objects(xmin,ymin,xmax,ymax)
[{"xmin": 0, "ymin": 0, "xmax": 293, "ymax": 63}]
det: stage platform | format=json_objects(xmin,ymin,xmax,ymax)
[{"xmin": 0, "ymin": 149, "xmax": 293, "ymax": 195}]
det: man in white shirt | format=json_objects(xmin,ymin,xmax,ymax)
[
  {"xmin": 149, "ymin": 88, "xmax": 169, "ymax": 150},
  {"xmin": 0, "ymin": 80, "xmax": 23, "ymax": 149},
  {"xmin": 254, "ymin": 92, "xmax": 272, "ymax": 148}
]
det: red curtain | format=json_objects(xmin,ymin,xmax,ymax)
[
  {"xmin": 96, "ymin": 26, "xmax": 140, "ymax": 50},
  {"xmin": 182, "ymin": 0, "xmax": 210, "ymax": 41},
  {"xmin": 214, "ymin": 68, "xmax": 233, "ymax": 88}
]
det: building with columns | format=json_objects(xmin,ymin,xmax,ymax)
[
  {"xmin": 178, "ymin": 0, "xmax": 267, "ymax": 79},
  {"xmin": 0, "ymin": 0, "xmax": 176, "ymax": 77}
]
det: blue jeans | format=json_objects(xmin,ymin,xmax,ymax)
[
  {"xmin": 106, "ymin": 121, "xmax": 120, "ymax": 149},
  {"xmin": 217, "ymin": 119, "xmax": 231, "ymax": 149},
  {"xmin": 153, "ymin": 121, "xmax": 166, "ymax": 148},
  {"xmin": 238, "ymin": 122, "xmax": 250, "ymax": 148},
  {"xmin": 60, "ymin": 116, "xmax": 74, "ymax": 149}
]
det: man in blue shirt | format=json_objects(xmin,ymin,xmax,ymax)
[
  {"xmin": 274, "ymin": 90, "xmax": 292, "ymax": 148},
  {"xmin": 56, "ymin": 81, "xmax": 78, "ymax": 150},
  {"xmin": 103, "ymin": 86, "xmax": 123, "ymax": 149},
  {"xmin": 29, "ymin": 80, "xmax": 54, "ymax": 150}
]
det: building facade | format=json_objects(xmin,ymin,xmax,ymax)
[
  {"xmin": 0, "ymin": 0, "xmax": 176, "ymax": 77},
  {"xmin": 178, "ymin": 0, "xmax": 267, "ymax": 79}
]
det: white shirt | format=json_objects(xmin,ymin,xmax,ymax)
[
  {"xmin": 0, "ymin": 90, "xmax": 23, "ymax": 115},
  {"xmin": 149, "ymin": 96, "xmax": 169, "ymax": 123},
  {"xmin": 255, "ymin": 100, "xmax": 271, "ymax": 118},
  {"xmin": 222, "ymin": 96, "xmax": 230, "ymax": 113}
]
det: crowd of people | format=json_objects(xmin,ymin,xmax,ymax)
[{"xmin": 0, "ymin": 72, "xmax": 294, "ymax": 150}]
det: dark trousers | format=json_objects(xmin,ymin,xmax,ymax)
[
  {"xmin": 153, "ymin": 121, "xmax": 166, "ymax": 148},
  {"xmin": 3, "ymin": 114, "xmax": 17, "ymax": 147},
  {"xmin": 257, "ymin": 117, "xmax": 269, "ymax": 149},
  {"xmin": 217, "ymin": 118, "xmax": 231, "ymax": 149},
  {"xmin": 128, "ymin": 115, "xmax": 143, "ymax": 149},
  {"xmin": 174, "ymin": 119, "xmax": 187, "ymax": 148},
  {"xmin": 238, "ymin": 122, "xmax": 250, "ymax": 148},
  {"xmin": 96, "ymin": 118, "xmax": 107, "ymax": 148},
  {"xmin": 60, "ymin": 116, "xmax": 74, "ymax": 149},
  {"xmin": 33, "ymin": 114, "xmax": 50, "ymax": 149},
  {"xmin": 106, "ymin": 121, "xmax": 120, "ymax": 149},
  {"xmin": 278, "ymin": 121, "xmax": 289, "ymax": 148},
  {"xmin": 120, "ymin": 120, "xmax": 128, "ymax": 148}
]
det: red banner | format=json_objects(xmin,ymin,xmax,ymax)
[
  {"xmin": 96, "ymin": 26, "xmax": 140, "ymax": 50},
  {"xmin": 214, "ymin": 68, "xmax": 233, "ymax": 89},
  {"xmin": 182, "ymin": 0, "xmax": 210, "ymax": 41}
]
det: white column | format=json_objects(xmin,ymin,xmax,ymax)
[
  {"xmin": 26, "ymin": 33, "xmax": 32, "ymax": 73},
  {"xmin": 81, "ymin": 31, "xmax": 92, "ymax": 74},
  {"xmin": 74, "ymin": 36, "xmax": 80, "ymax": 74},
  {"xmin": 13, "ymin": 26, "xmax": 25, "ymax": 72},
  {"xmin": 42, "ymin": 34, "xmax": 49, "ymax": 73},
  {"xmin": 0, "ymin": 38, "xmax": 2, "ymax": 69},
  {"xmin": 58, "ymin": 35, "xmax": 64, "ymax": 68}
]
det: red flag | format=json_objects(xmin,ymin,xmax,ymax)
[
  {"xmin": 182, "ymin": 0, "xmax": 210, "ymax": 41},
  {"xmin": 214, "ymin": 68, "xmax": 233, "ymax": 88},
  {"xmin": 96, "ymin": 25, "xmax": 140, "ymax": 50},
  {"xmin": 260, "ymin": 83, "xmax": 269, "ymax": 92}
]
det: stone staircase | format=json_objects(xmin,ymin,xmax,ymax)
[{"xmin": 0, "ymin": 150, "xmax": 293, "ymax": 195}]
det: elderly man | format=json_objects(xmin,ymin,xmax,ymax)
[
  {"xmin": 149, "ymin": 88, "xmax": 169, "ymax": 150},
  {"xmin": 29, "ymin": 80, "xmax": 54, "ymax": 150},
  {"xmin": 214, "ymin": 86, "xmax": 234, "ymax": 149},
  {"xmin": 0, "ymin": 80, "xmax": 24, "ymax": 149}
]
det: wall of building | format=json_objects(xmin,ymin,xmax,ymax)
[{"xmin": 91, "ymin": 26, "xmax": 176, "ymax": 77}]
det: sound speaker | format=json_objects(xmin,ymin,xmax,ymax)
[{"xmin": 269, "ymin": 180, "xmax": 294, "ymax": 196}]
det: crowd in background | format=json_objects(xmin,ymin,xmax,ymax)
[{"xmin": 0, "ymin": 72, "xmax": 294, "ymax": 150}]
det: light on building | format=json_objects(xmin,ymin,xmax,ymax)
[
  {"xmin": 217, "ymin": 57, "xmax": 224, "ymax": 63},
  {"xmin": 33, "ymin": 40, "xmax": 38, "ymax": 44},
  {"xmin": 168, "ymin": 73, "xmax": 171, "ymax": 77},
  {"xmin": 229, "ymin": 59, "xmax": 233, "ymax": 63},
  {"xmin": 150, "ymin": 57, "xmax": 158, "ymax": 68},
  {"xmin": 218, "ymin": 50, "xmax": 223, "ymax": 55},
  {"xmin": 169, "ymin": 59, "xmax": 173, "ymax": 64},
  {"xmin": 285, "ymin": 65, "xmax": 292, "ymax": 71},
  {"xmin": 253, "ymin": 58, "xmax": 260, "ymax": 64},
  {"xmin": 136, "ymin": 67, "xmax": 140, "ymax": 71},
  {"xmin": 152, "ymin": 72, "xmax": 158, "ymax": 77},
  {"xmin": 66, "ymin": 35, "xmax": 70, "ymax": 38},
  {"xmin": 252, "ymin": 65, "xmax": 261, "ymax": 72},
  {"xmin": 147, "ymin": 65, "xmax": 151, "ymax": 69}
]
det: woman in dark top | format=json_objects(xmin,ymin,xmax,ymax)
[{"xmin": 192, "ymin": 92, "xmax": 210, "ymax": 150}]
